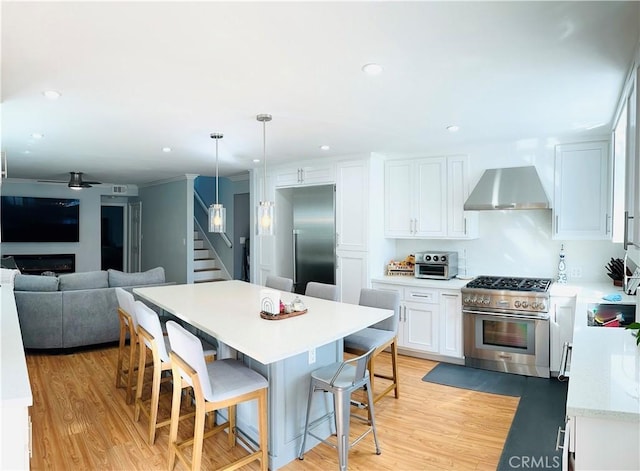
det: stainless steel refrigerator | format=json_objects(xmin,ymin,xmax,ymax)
[{"xmin": 292, "ymin": 185, "xmax": 336, "ymax": 294}]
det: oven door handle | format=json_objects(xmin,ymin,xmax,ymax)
[{"xmin": 462, "ymin": 309, "xmax": 549, "ymax": 321}]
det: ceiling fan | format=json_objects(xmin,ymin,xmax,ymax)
[{"xmin": 38, "ymin": 172, "xmax": 102, "ymax": 189}]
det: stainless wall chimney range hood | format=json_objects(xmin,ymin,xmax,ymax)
[{"xmin": 463, "ymin": 166, "xmax": 550, "ymax": 210}]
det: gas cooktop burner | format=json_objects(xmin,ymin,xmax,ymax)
[{"xmin": 465, "ymin": 276, "xmax": 553, "ymax": 293}]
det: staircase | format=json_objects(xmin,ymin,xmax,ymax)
[{"xmin": 193, "ymin": 230, "xmax": 226, "ymax": 283}]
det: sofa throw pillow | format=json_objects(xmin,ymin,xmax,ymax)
[
  {"xmin": 58, "ymin": 271, "xmax": 108, "ymax": 291},
  {"xmin": 108, "ymin": 267, "xmax": 165, "ymax": 287},
  {"xmin": 14, "ymin": 273, "xmax": 59, "ymax": 292}
]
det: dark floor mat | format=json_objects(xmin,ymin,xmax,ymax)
[
  {"xmin": 422, "ymin": 363, "xmax": 526, "ymax": 396},
  {"xmin": 497, "ymin": 377, "xmax": 568, "ymax": 470}
]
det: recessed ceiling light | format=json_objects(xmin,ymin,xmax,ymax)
[
  {"xmin": 252, "ymin": 159, "xmax": 261, "ymax": 163},
  {"xmin": 446, "ymin": 125, "xmax": 460, "ymax": 133},
  {"xmin": 162, "ymin": 147, "xmax": 172, "ymax": 153},
  {"xmin": 42, "ymin": 90, "xmax": 61, "ymax": 100},
  {"xmin": 320, "ymin": 145, "xmax": 330, "ymax": 151},
  {"xmin": 23, "ymin": 150, "xmax": 31, "ymax": 154},
  {"xmin": 31, "ymin": 132, "xmax": 44, "ymax": 139},
  {"xmin": 362, "ymin": 63, "xmax": 383, "ymax": 75}
]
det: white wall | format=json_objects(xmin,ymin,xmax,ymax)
[
  {"xmin": 138, "ymin": 177, "xmax": 193, "ymax": 283},
  {"xmin": 387, "ymin": 136, "xmax": 625, "ymax": 282}
]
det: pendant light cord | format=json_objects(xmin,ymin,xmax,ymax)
[
  {"xmin": 256, "ymin": 113, "xmax": 272, "ymax": 203},
  {"xmin": 215, "ymin": 137, "xmax": 219, "ymax": 205},
  {"xmin": 211, "ymin": 133, "xmax": 223, "ymax": 206},
  {"xmin": 263, "ymin": 119, "xmax": 267, "ymax": 201}
]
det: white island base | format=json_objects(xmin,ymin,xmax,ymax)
[{"xmin": 235, "ymin": 341, "xmax": 341, "ymax": 470}]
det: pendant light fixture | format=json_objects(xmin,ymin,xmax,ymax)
[
  {"xmin": 208, "ymin": 133, "xmax": 226, "ymax": 233},
  {"xmin": 256, "ymin": 113, "xmax": 274, "ymax": 235}
]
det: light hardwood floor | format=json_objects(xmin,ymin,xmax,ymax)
[{"xmin": 26, "ymin": 346, "xmax": 518, "ymax": 470}]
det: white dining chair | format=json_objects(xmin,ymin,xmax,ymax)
[
  {"xmin": 115, "ymin": 287, "xmax": 139, "ymax": 404},
  {"xmin": 265, "ymin": 275, "xmax": 294, "ymax": 292},
  {"xmin": 305, "ymin": 281, "xmax": 338, "ymax": 301},
  {"xmin": 133, "ymin": 301, "xmax": 215, "ymax": 444},
  {"xmin": 166, "ymin": 320, "xmax": 269, "ymax": 471}
]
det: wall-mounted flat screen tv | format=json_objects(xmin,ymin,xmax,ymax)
[{"xmin": 1, "ymin": 196, "xmax": 80, "ymax": 242}]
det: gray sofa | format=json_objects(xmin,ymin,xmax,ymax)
[{"xmin": 14, "ymin": 267, "xmax": 171, "ymax": 349}]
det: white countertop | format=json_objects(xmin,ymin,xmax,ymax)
[
  {"xmin": 135, "ymin": 280, "xmax": 393, "ymax": 365},
  {"xmin": 566, "ymin": 306, "xmax": 640, "ymax": 422},
  {"xmin": 550, "ymin": 281, "xmax": 637, "ymax": 304},
  {"xmin": 1, "ymin": 285, "xmax": 33, "ymax": 407},
  {"xmin": 371, "ymin": 275, "xmax": 470, "ymax": 290}
]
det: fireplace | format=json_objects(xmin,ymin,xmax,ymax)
[{"xmin": 6, "ymin": 254, "xmax": 76, "ymax": 275}]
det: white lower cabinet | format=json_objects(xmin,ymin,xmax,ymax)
[
  {"xmin": 336, "ymin": 250, "xmax": 368, "ymax": 305},
  {"xmin": 402, "ymin": 287, "xmax": 440, "ymax": 353},
  {"xmin": 2, "ymin": 405, "xmax": 31, "ymax": 470},
  {"xmin": 549, "ymin": 295, "xmax": 576, "ymax": 374},
  {"xmin": 439, "ymin": 291, "xmax": 463, "ymax": 358},
  {"xmin": 371, "ymin": 281, "xmax": 463, "ymax": 361},
  {"xmin": 562, "ymin": 415, "xmax": 639, "ymax": 470}
]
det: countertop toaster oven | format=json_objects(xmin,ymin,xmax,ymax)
[{"xmin": 414, "ymin": 251, "xmax": 458, "ymax": 280}]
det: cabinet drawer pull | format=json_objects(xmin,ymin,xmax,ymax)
[
  {"xmin": 555, "ymin": 426, "xmax": 565, "ymax": 451},
  {"xmin": 558, "ymin": 341, "xmax": 572, "ymax": 381},
  {"xmin": 1, "ymin": 151, "xmax": 7, "ymax": 179},
  {"xmin": 624, "ymin": 211, "xmax": 637, "ymax": 249}
]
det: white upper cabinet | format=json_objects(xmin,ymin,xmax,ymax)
[
  {"xmin": 384, "ymin": 159, "xmax": 414, "ymax": 236},
  {"xmin": 447, "ymin": 156, "xmax": 477, "ymax": 238},
  {"xmin": 415, "ymin": 157, "xmax": 447, "ymax": 237},
  {"xmin": 623, "ymin": 64, "xmax": 639, "ymax": 252},
  {"xmin": 554, "ymin": 141, "xmax": 611, "ymax": 240},
  {"xmin": 275, "ymin": 163, "xmax": 335, "ymax": 187},
  {"xmin": 336, "ymin": 160, "xmax": 368, "ymax": 252},
  {"xmin": 384, "ymin": 155, "xmax": 477, "ymax": 239}
]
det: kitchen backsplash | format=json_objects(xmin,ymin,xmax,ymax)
[{"xmin": 395, "ymin": 210, "xmax": 625, "ymax": 282}]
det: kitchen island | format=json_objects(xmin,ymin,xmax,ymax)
[
  {"xmin": 1, "ymin": 285, "xmax": 33, "ymax": 470},
  {"xmin": 564, "ymin": 303, "xmax": 640, "ymax": 470},
  {"xmin": 134, "ymin": 280, "xmax": 393, "ymax": 470}
]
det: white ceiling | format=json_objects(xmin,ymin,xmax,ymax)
[{"xmin": 2, "ymin": 1, "xmax": 639, "ymax": 186}]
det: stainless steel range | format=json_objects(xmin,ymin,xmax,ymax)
[{"xmin": 462, "ymin": 275, "xmax": 553, "ymax": 378}]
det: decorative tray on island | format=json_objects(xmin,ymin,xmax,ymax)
[{"xmin": 260, "ymin": 309, "xmax": 308, "ymax": 320}]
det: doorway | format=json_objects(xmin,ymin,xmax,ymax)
[
  {"xmin": 233, "ymin": 193, "xmax": 250, "ymax": 281},
  {"xmin": 101, "ymin": 205, "xmax": 125, "ymax": 271}
]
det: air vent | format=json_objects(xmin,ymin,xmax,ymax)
[{"xmin": 112, "ymin": 185, "xmax": 128, "ymax": 195}]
